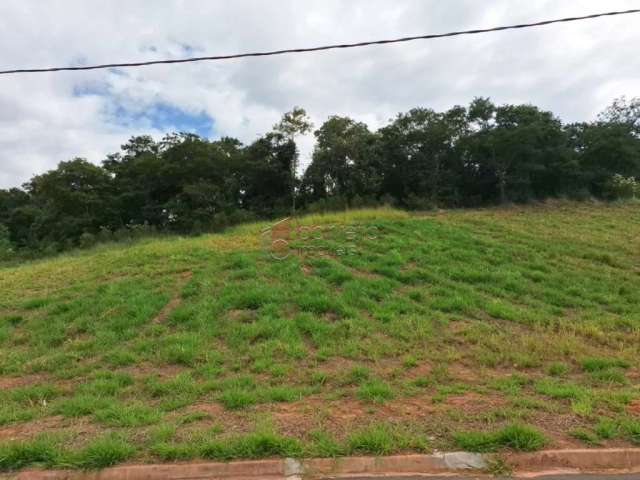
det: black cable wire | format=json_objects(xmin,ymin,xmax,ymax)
[{"xmin": 1, "ymin": 9, "xmax": 639, "ymax": 76}]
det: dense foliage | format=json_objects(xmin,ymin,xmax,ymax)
[{"xmin": 1, "ymin": 97, "xmax": 639, "ymax": 255}]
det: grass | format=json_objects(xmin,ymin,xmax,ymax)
[
  {"xmin": 454, "ymin": 424, "xmax": 547, "ymax": 452},
  {"xmin": 1, "ymin": 202, "xmax": 640, "ymax": 469}
]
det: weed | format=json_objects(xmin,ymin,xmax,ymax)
[
  {"xmin": 547, "ymin": 362, "xmax": 569, "ymax": 376},
  {"xmin": 454, "ymin": 424, "xmax": 546, "ymax": 452},
  {"xmin": 219, "ymin": 388, "xmax": 258, "ymax": 410},
  {"xmin": 94, "ymin": 403, "xmax": 161, "ymax": 427},
  {"xmin": 569, "ymin": 428, "xmax": 601, "ymax": 445},
  {"xmin": 357, "ymin": 380, "xmax": 395, "ymax": 403},
  {"xmin": 346, "ymin": 423, "xmax": 427, "ymax": 455},
  {"xmin": 581, "ymin": 357, "xmax": 630, "ymax": 372},
  {"xmin": 73, "ymin": 435, "xmax": 135, "ymax": 469},
  {"xmin": 0, "ymin": 435, "xmax": 63, "ymax": 471}
]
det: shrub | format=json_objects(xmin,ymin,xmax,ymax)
[
  {"xmin": 78, "ymin": 232, "xmax": 96, "ymax": 249},
  {"xmin": 0, "ymin": 224, "xmax": 14, "ymax": 260},
  {"xmin": 604, "ymin": 174, "xmax": 638, "ymax": 200}
]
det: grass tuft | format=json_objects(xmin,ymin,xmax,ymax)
[{"xmin": 454, "ymin": 424, "xmax": 546, "ymax": 452}]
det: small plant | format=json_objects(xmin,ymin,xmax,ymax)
[
  {"xmin": 402, "ymin": 355, "xmax": 418, "ymax": 368},
  {"xmin": 547, "ymin": 362, "xmax": 569, "ymax": 376},
  {"xmin": 346, "ymin": 423, "xmax": 426, "ymax": 455},
  {"xmin": 199, "ymin": 430, "xmax": 302, "ymax": 460},
  {"xmin": 219, "ymin": 388, "xmax": 258, "ymax": 410},
  {"xmin": 94, "ymin": 403, "xmax": 160, "ymax": 427},
  {"xmin": 619, "ymin": 418, "xmax": 640, "ymax": 444},
  {"xmin": 569, "ymin": 428, "xmax": 600, "ymax": 445},
  {"xmin": 344, "ymin": 365, "xmax": 371, "ymax": 385},
  {"xmin": 571, "ymin": 398, "xmax": 593, "ymax": 417},
  {"xmin": 485, "ymin": 455, "xmax": 513, "ymax": 476},
  {"xmin": 357, "ymin": 379, "xmax": 395, "ymax": 403},
  {"xmin": 590, "ymin": 369, "xmax": 628, "ymax": 385},
  {"xmin": 581, "ymin": 357, "xmax": 630, "ymax": 372},
  {"xmin": 454, "ymin": 423, "xmax": 546, "ymax": 452},
  {"xmin": 53, "ymin": 395, "xmax": 111, "ymax": 417},
  {"xmin": 310, "ymin": 371, "xmax": 329, "ymax": 386},
  {"xmin": 594, "ymin": 417, "xmax": 619, "ymax": 439},
  {"xmin": 534, "ymin": 378, "xmax": 589, "ymax": 400},
  {"xmin": 0, "ymin": 435, "xmax": 63, "ymax": 471},
  {"xmin": 73, "ymin": 435, "xmax": 135, "ymax": 469}
]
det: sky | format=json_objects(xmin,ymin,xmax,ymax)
[{"xmin": 0, "ymin": 0, "xmax": 639, "ymax": 189}]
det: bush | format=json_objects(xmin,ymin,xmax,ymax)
[
  {"xmin": 0, "ymin": 224, "xmax": 14, "ymax": 260},
  {"xmin": 78, "ymin": 232, "xmax": 96, "ymax": 249},
  {"xmin": 604, "ymin": 174, "xmax": 638, "ymax": 200}
]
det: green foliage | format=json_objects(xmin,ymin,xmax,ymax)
[
  {"xmin": 569, "ymin": 428, "xmax": 600, "ymax": 445},
  {"xmin": 0, "ymin": 436, "xmax": 64, "ymax": 471},
  {"xmin": 346, "ymin": 423, "xmax": 427, "ymax": 455},
  {"xmin": 1, "ymin": 203, "xmax": 640, "ymax": 465},
  {"xmin": 357, "ymin": 380, "xmax": 395, "ymax": 403},
  {"xmin": 72, "ymin": 435, "xmax": 136, "ymax": 469},
  {"xmin": 604, "ymin": 174, "xmax": 638, "ymax": 200},
  {"xmin": 2, "ymin": 97, "xmax": 639, "ymax": 256},
  {"xmin": 581, "ymin": 357, "xmax": 630, "ymax": 372},
  {"xmin": 94, "ymin": 403, "xmax": 160, "ymax": 427},
  {"xmin": 547, "ymin": 362, "xmax": 569, "ymax": 376},
  {"xmin": 199, "ymin": 430, "xmax": 303, "ymax": 460},
  {"xmin": 454, "ymin": 424, "xmax": 546, "ymax": 452},
  {"xmin": 0, "ymin": 224, "xmax": 14, "ymax": 260}
]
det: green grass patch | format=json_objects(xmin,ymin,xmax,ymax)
[
  {"xmin": 1, "ymin": 204, "xmax": 640, "ymax": 464},
  {"xmin": 454, "ymin": 424, "xmax": 546, "ymax": 452}
]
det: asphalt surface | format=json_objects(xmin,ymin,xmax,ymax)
[{"xmin": 326, "ymin": 476, "xmax": 640, "ymax": 480}]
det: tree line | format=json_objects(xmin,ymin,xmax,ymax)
[{"xmin": 1, "ymin": 96, "xmax": 639, "ymax": 258}]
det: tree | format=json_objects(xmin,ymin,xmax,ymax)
[
  {"xmin": 570, "ymin": 121, "xmax": 640, "ymax": 196},
  {"xmin": 599, "ymin": 96, "xmax": 640, "ymax": 136},
  {"xmin": 378, "ymin": 106, "xmax": 468, "ymax": 207},
  {"xmin": 241, "ymin": 133, "xmax": 295, "ymax": 216},
  {"xmin": 302, "ymin": 116, "xmax": 379, "ymax": 205},
  {"xmin": 465, "ymin": 101, "xmax": 571, "ymax": 203},
  {"xmin": 273, "ymin": 107, "xmax": 313, "ymax": 215},
  {"xmin": 25, "ymin": 158, "xmax": 114, "ymax": 246}
]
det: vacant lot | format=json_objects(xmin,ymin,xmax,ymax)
[{"xmin": 0, "ymin": 202, "xmax": 639, "ymax": 470}]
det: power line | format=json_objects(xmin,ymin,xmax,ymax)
[{"xmin": 1, "ymin": 9, "xmax": 639, "ymax": 76}]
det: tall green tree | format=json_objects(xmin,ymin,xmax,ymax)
[
  {"xmin": 25, "ymin": 158, "xmax": 114, "ymax": 246},
  {"xmin": 302, "ymin": 116, "xmax": 379, "ymax": 205},
  {"xmin": 274, "ymin": 107, "xmax": 313, "ymax": 215}
]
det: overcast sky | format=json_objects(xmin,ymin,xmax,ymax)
[{"xmin": 1, "ymin": 0, "xmax": 639, "ymax": 189}]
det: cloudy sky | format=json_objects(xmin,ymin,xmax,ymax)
[{"xmin": 1, "ymin": 0, "xmax": 639, "ymax": 188}]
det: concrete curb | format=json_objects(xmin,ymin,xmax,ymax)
[{"xmin": 3, "ymin": 449, "xmax": 640, "ymax": 479}]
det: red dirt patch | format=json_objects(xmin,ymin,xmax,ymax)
[
  {"xmin": 0, "ymin": 374, "xmax": 47, "ymax": 390},
  {"xmin": 0, "ymin": 415, "xmax": 66, "ymax": 441},
  {"xmin": 627, "ymin": 398, "xmax": 640, "ymax": 417},
  {"xmin": 123, "ymin": 363, "xmax": 187, "ymax": 379}
]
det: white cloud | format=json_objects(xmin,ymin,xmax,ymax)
[{"xmin": 1, "ymin": 0, "xmax": 639, "ymax": 187}]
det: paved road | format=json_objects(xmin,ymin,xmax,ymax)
[{"xmin": 326, "ymin": 475, "xmax": 640, "ymax": 480}]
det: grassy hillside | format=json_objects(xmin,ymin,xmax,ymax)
[{"xmin": 0, "ymin": 202, "xmax": 639, "ymax": 470}]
